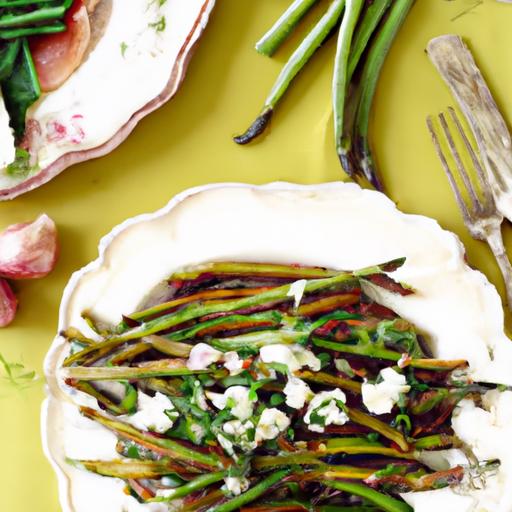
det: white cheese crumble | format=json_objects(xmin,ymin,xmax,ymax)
[
  {"xmin": 187, "ymin": 343, "xmax": 223, "ymax": 370},
  {"xmin": 0, "ymin": 92, "xmax": 15, "ymax": 169},
  {"xmin": 217, "ymin": 434, "xmax": 234, "ymax": 455},
  {"xmin": 287, "ymin": 279, "xmax": 308, "ymax": 308},
  {"xmin": 223, "ymin": 476, "xmax": 250, "ymax": 496},
  {"xmin": 304, "ymin": 389, "xmax": 349, "ymax": 433},
  {"xmin": 222, "ymin": 419, "xmax": 256, "ymax": 452},
  {"xmin": 190, "ymin": 423, "xmax": 205, "ymax": 443},
  {"xmin": 255, "ymin": 408, "xmax": 291, "ymax": 442},
  {"xmin": 223, "ymin": 351, "xmax": 244, "ymax": 375},
  {"xmin": 283, "ymin": 376, "xmax": 314, "ymax": 409},
  {"xmin": 259, "ymin": 344, "xmax": 321, "ymax": 372},
  {"xmin": 187, "ymin": 343, "xmax": 244, "ymax": 375},
  {"xmin": 361, "ymin": 367, "xmax": 411, "ymax": 415},
  {"xmin": 123, "ymin": 391, "xmax": 177, "ymax": 433},
  {"xmin": 205, "ymin": 386, "xmax": 255, "ymax": 420}
]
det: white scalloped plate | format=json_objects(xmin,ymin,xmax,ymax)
[{"xmin": 43, "ymin": 182, "xmax": 512, "ymax": 512}]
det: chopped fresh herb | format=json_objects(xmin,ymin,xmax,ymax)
[
  {"xmin": 120, "ymin": 41, "xmax": 128, "ymax": 58},
  {"xmin": 149, "ymin": 16, "xmax": 166, "ymax": 32},
  {"xmin": 5, "ymin": 147, "xmax": 37, "ymax": 177},
  {"xmin": 0, "ymin": 353, "xmax": 37, "ymax": 391},
  {"xmin": 270, "ymin": 393, "xmax": 285, "ymax": 406}
]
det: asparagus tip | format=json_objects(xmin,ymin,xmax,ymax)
[
  {"xmin": 255, "ymin": 41, "xmax": 275, "ymax": 57},
  {"xmin": 234, "ymin": 108, "xmax": 274, "ymax": 145},
  {"xmin": 354, "ymin": 136, "xmax": 384, "ymax": 192}
]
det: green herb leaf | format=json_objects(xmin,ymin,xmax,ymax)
[
  {"xmin": 2, "ymin": 37, "xmax": 40, "ymax": 138},
  {"xmin": 0, "ymin": 353, "xmax": 37, "ymax": 391}
]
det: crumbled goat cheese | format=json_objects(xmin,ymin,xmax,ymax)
[
  {"xmin": 287, "ymin": 279, "xmax": 308, "ymax": 308},
  {"xmin": 223, "ymin": 476, "xmax": 250, "ymax": 496},
  {"xmin": 362, "ymin": 367, "xmax": 411, "ymax": 415},
  {"xmin": 223, "ymin": 351, "xmax": 244, "ymax": 375},
  {"xmin": 216, "ymin": 434, "xmax": 234, "ymax": 456},
  {"xmin": 187, "ymin": 343, "xmax": 223, "ymax": 370},
  {"xmin": 222, "ymin": 419, "xmax": 256, "ymax": 452},
  {"xmin": 255, "ymin": 408, "xmax": 290, "ymax": 442},
  {"xmin": 187, "ymin": 343, "xmax": 244, "ymax": 375},
  {"xmin": 190, "ymin": 423, "xmax": 205, "ymax": 443},
  {"xmin": 205, "ymin": 386, "xmax": 255, "ymax": 420},
  {"xmin": 259, "ymin": 344, "xmax": 321, "ymax": 373},
  {"xmin": 283, "ymin": 376, "xmax": 314, "ymax": 409},
  {"xmin": 124, "ymin": 391, "xmax": 177, "ymax": 433},
  {"xmin": 304, "ymin": 389, "xmax": 348, "ymax": 433}
]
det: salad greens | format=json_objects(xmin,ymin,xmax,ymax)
[
  {"xmin": 0, "ymin": 0, "xmax": 74, "ymax": 137},
  {"xmin": 62, "ymin": 260, "xmax": 500, "ymax": 511}
]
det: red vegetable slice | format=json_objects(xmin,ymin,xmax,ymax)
[
  {"xmin": 29, "ymin": 0, "xmax": 91, "ymax": 92},
  {"xmin": 0, "ymin": 214, "xmax": 58, "ymax": 279},
  {"xmin": 0, "ymin": 279, "xmax": 17, "ymax": 327}
]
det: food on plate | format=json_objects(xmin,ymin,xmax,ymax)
[
  {"xmin": 58, "ymin": 258, "xmax": 502, "ymax": 511},
  {"xmin": 0, "ymin": 0, "xmax": 93, "ymax": 142},
  {"xmin": 43, "ymin": 184, "xmax": 512, "ymax": 512},
  {"xmin": 235, "ymin": 0, "xmax": 415, "ymax": 191},
  {"xmin": 0, "ymin": 0, "xmax": 215, "ymax": 200},
  {"xmin": 0, "ymin": 214, "xmax": 58, "ymax": 327}
]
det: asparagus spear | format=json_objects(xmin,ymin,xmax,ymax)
[
  {"xmin": 109, "ymin": 342, "xmax": 152, "ymax": 365},
  {"xmin": 150, "ymin": 471, "xmax": 226, "ymax": 502},
  {"xmin": 0, "ymin": 22, "xmax": 66, "ymax": 39},
  {"xmin": 340, "ymin": 0, "xmax": 416, "ymax": 190},
  {"xmin": 295, "ymin": 369, "xmax": 362, "ymax": 393},
  {"xmin": 0, "ymin": 5, "xmax": 69, "ymax": 27},
  {"xmin": 67, "ymin": 458, "xmax": 191, "ymax": 479},
  {"xmin": 64, "ymin": 364, "xmax": 210, "ymax": 381},
  {"xmin": 346, "ymin": 407, "xmax": 409, "ymax": 451},
  {"xmin": 130, "ymin": 287, "xmax": 273, "ymax": 322},
  {"xmin": 332, "ymin": 0, "xmax": 365, "ymax": 169},
  {"xmin": 365, "ymin": 464, "xmax": 465, "ymax": 492},
  {"xmin": 171, "ymin": 261, "xmax": 341, "ymax": 280},
  {"xmin": 321, "ymin": 480, "xmax": 413, "ymax": 512},
  {"xmin": 234, "ymin": 0, "xmax": 346, "ymax": 145},
  {"xmin": 347, "ymin": 0, "xmax": 392, "ymax": 81},
  {"xmin": 255, "ymin": 0, "xmax": 320, "ymax": 56},
  {"xmin": 70, "ymin": 381, "xmax": 133, "ymax": 416},
  {"xmin": 312, "ymin": 337, "xmax": 467, "ymax": 371},
  {"xmin": 207, "ymin": 469, "xmax": 292, "ymax": 512},
  {"xmin": 80, "ymin": 407, "xmax": 221, "ymax": 470}
]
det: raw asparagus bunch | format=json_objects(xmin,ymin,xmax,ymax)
[
  {"xmin": 62, "ymin": 260, "xmax": 499, "ymax": 511},
  {"xmin": 234, "ymin": 0, "xmax": 416, "ymax": 191}
]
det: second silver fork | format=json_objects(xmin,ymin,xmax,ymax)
[{"xmin": 427, "ymin": 107, "xmax": 512, "ymax": 310}]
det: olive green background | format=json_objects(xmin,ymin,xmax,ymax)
[{"xmin": 1, "ymin": 0, "xmax": 511, "ymax": 510}]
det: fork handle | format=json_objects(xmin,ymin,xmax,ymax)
[{"xmin": 486, "ymin": 226, "xmax": 512, "ymax": 310}]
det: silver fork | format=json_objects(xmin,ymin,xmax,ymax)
[{"xmin": 427, "ymin": 106, "xmax": 512, "ymax": 310}]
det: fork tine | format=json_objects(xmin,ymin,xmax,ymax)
[
  {"xmin": 447, "ymin": 107, "xmax": 495, "ymax": 209},
  {"xmin": 437, "ymin": 112, "xmax": 481, "ymax": 215},
  {"xmin": 426, "ymin": 116, "xmax": 472, "ymax": 224}
]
